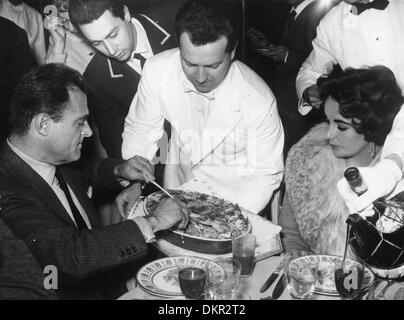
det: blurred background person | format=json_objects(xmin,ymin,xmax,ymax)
[
  {"xmin": 0, "ymin": 0, "xmax": 46, "ymax": 65},
  {"xmin": 0, "ymin": 17, "xmax": 32, "ymax": 143},
  {"xmin": 247, "ymin": 0, "xmax": 337, "ymax": 157}
]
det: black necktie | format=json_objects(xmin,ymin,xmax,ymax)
[
  {"xmin": 352, "ymin": 0, "xmax": 389, "ymax": 15},
  {"xmin": 132, "ymin": 53, "xmax": 146, "ymax": 70},
  {"xmin": 55, "ymin": 168, "xmax": 88, "ymax": 230},
  {"xmin": 285, "ymin": 9, "xmax": 297, "ymax": 33}
]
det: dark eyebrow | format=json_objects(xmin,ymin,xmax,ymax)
[{"xmin": 183, "ymin": 57, "xmax": 221, "ymax": 68}]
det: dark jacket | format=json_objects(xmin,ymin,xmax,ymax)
[
  {"xmin": 83, "ymin": 14, "xmax": 177, "ymax": 158},
  {"xmin": 0, "ymin": 144, "xmax": 149, "ymax": 299},
  {"xmin": 275, "ymin": 0, "xmax": 335, "ymax": 154},
  {"xmin": 0, "ymin": 218, "xmax": 57, "ymax": 300},
  {"xmin": 0, "ymin": 17, "xmax": 33, "ymax": 142}
]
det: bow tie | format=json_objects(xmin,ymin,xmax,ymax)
[{"xmin": 351, "ymin": 0, "xmax": 389, "ymax": 15}]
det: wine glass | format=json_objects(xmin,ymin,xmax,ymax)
[{"xmin": 334, "ymin": 260, "xmax": 365, "ymax": 300}]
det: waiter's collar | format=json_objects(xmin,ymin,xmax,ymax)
[
  {"xmin": 130, "ymin": 18, "xmax": 150, "ymax": 56},
  {"xmin": 183, "ymin": 79, "xmax": 216, "ymax": 100}
]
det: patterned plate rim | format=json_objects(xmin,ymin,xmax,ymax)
[
  {"xmin": 136, "ymin": 256, "xmax": 225, "ymax": 298},
  {"xmin": 289, "ymin": 254, "xmax": 374, "ymax": 296}
]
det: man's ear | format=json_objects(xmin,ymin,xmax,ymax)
[
  {"xmin": 230, "ymin": 40, "xmax": 238, "ymax": 61},
  {"xmin": 33, "ymin": 114, "xmax": 51, "ymax": 136},
  {"xmin": 123, "ymin": 5, "xmax": 131, "ymax": 22}
]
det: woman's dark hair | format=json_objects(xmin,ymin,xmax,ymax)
[
  {"xmin": 69, "ymin": 0, "xmax": 125, "ymax": 28},
  {"xmin": 9, "ymin": 63, "xmax": 86, "ymax": 135},
  {"xmin": 174, "ymin": 0, "xmax": 238, "ymax": 53},
  {"xmin": 317, "ymin": 65, "xmax": 404, "ymax": 145}
]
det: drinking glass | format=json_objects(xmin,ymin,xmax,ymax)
[
  {"xmin": 334, "ymin": 260, "xmax": 365, "ymax": 300},
  {"xmin": 287, "ymin": 256, "xmax": 319, "ymax": 299},
  {"xmin": 232, "ymin": 234, "xmax": 256, "ymax": 277},
  {"xmin": 204, "ymin": 258, "xmax": 241, "ymax": 300},
  {"xmin": 178, "ymin": 266, "xmax": 208, "ymax": 300}
]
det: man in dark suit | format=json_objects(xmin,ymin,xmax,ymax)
[
  {"xmin": 250, "ymin": 0, "xmax": 336, "ymax": 156},
  {"xmin": 0, "ymin": 63, "xmax": 188, "ymax": 299},
  {"xmin": 69, "ymin": 0, "xmax": 177, "ymax": 159}
]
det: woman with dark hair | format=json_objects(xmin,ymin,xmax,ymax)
[{"xmin": 279, "ymin": 65, "xmax": 404, "ymax": 257}]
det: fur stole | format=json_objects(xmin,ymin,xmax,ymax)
[{"xmin": 285, "ymin": 123, "xmax": 377, "ymax": 257}]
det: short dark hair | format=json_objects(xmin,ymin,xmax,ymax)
[
  {"xmin": 317, "ymin": 65, "xmax": 404, "ymax": 146},
  {"xmin": 69, "ymin": 0, "xmax": 125, "ymax": 28},
  {"xmin": 9, "ymin": 63, "xmax": 86, "ymax": 135},
  {"xmin": 174, "ymin": 0, "xmax": 238, "ymax": 53}
]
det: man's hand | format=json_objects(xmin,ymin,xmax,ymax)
[
  {"xmin": 145, "ymin": 198, "xmax": 189, "ymax": 233},
  {"xmin": 302, "ymin": 84, "xmax": 322, "ymax": 109},
  {"xmin": 115, "ymin": 183, "xmax": 142, "ymax": 218},
  {"xmin": 337, "ymin": 159, "xmax": 402, "ymax": 213},
  {"xmin": 114, "ymin": 155, "xmax": 155, "ymax": 185},
  {"xmin": 260, "ymin": 45, "xmax": 288, "ymax": 63}
]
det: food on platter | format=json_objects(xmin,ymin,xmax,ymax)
[{"xmin": 144, "ymin": 190, "xmax": 249, "ymax": 240}]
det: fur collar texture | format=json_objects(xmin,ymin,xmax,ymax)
[{"xmin": 285, "ymin": 123, "xmax": 378, "ymax": 257}]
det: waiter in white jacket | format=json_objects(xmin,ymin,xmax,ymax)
[
  {"xmin": 122, "ymin": 1, "xmax": 284, "ymax": 214},
  {"xmin": 295, "ymin": 0, "xmax": 404, "ymax": 215}
]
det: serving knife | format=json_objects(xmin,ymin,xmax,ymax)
[
  {"xmin": 271, "ymin": 272, "xmax": 287, "ymax": 300},
  {"xmin": 147, "ymin": 179, "xmax": 176, "ymax": 199},
  {"xmin": 260, "ymin": 259, "xmax": 285, "ymax": 293}
]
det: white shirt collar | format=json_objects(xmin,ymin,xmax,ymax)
[
  {"xmin": 7, "ymin": 139, "xmax": 56, "ymax": 186},
  {"xmin": 130, "ymin": 17, "xmax": 153, "ymax": 56},
  {"xmin": 293, "ymin": 0, "xmax": 316, "ymax": 16},
  {"xmin": 182, "ymin": 78, "xmax": 216, "ymax": 100}
]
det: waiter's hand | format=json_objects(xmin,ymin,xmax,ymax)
[
  {"xmin": 115, "ymin": 183, "xmax": 142, "ymax": 218},
  {"xmin": 145, "ymin": 198, "xmax": 189, "ymax": 232},
  {"xmin": 261, "ymin": 45, "xmax": 288, "ymax": 63},
  {"xmin": 337, "ymin": 159, "xmax": 402, "ymax": 213},
  {"xmin": 114, "ymin": 155, "xmax": 155, "ymax": 185},
  {"xmin": 302, "ymin": 84, "xmax": 322, "ymax": 110}
]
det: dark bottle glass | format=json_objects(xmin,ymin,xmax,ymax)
[{"xmin": 344, "ymin": 167, "xmax": 368, "ymax": 196}]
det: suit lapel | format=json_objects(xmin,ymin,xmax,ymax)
[
  {"xmin": 136, "ymin": 14, "xmax": 176, "ymax": 53},
  {"xmin": 190, "ymin": 93, "xmax": 242, "ymax": 166},
  {"xmin": 0, "ymin": 144, "xmax": 77, "ymax": 227}
]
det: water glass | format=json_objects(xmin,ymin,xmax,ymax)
[
  {"xmin": 287, "ymin": 256, "xmax": 319, "ymax": 299},
  {"xmin": 232, "ymin": 234, "xmax": 256, "ymax": 277},
  {"xmin": 204, "ymin": 258, "xmax": 241, "ymax": 300}
]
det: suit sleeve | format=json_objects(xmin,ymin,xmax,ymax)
[
  {"xmin": 87, "ymin": 87, "xmax": 126, "ymax": 158},
  {"xmin": 122, "ymin": 59, "xmax": 165, "ymax": 160},
  {"xmin": 0, "ymin": 191, "xmax": 148, "ymax": 285},
  {"xmin": 237, "ymin": 92, "xmax": 284, "ymax": 213},
  {"xmin": 296, "ymin": 14, "xmax": 338, "ymax": 115},
  {"xmin": 278, "ymin": 191, "xmax": 311, "ymax": 252},
  {"xmin": 285, "ymin": 12, "xmax": 324, "ymax": 73}
]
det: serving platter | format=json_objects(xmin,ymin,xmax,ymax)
[
  {"xmin": 136, "ymin": 256, "xmax": 225, "ymax": 298},
  {"xmin": 144, "ymin": 190, "xmax": 251, "ymax": 254},
  {"xmin": 288, "ymin": 255, "xmax": 374, "ymax": 296}
]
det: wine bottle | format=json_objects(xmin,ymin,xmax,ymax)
[{"xmin": 344, "ymin": 167, "xmax": 368, "ymax": 196}]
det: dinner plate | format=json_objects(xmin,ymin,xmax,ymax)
[
  {"xmin": 288, "ymin": 255, "xmax": 374, "ymax": 296},
  {"xmin": 136, "ymin": 256, "xmax": 225, "ymax": 298}
]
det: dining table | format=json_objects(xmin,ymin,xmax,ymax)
[{"xmin": 118, "ymin": 254, "xmax": 341, "ymax": 300}]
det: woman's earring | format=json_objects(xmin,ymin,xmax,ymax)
[{"xmin": 369, "ymin": 142, "xmax": 376, "ymax": 159}]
